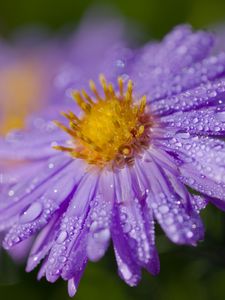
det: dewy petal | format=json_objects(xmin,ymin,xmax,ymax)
[
  {"xmin": 160, "ymin": 52, "xmax": 225, "ymax": 97},
  {"xmin": 149, "ymin": 149, "xmax": 208, "ymax": 214},
  {"xmin": 111, "ymin": 204, "xmax": 141, "ymax": 286},
  {"xmin": 67, "ymin": 273, "xmax": 85, "ymax": 298},
  {"xmin": 86, "ymin": 170, "xmax": 114, "ymax": 262},
  {"xmin": 160, "ymin": 134, "xmax": 225, "ymax": 201},
  {"xmin": 0, "ymin": 155, "xmax": 73, "ymax": 229},
  {"xmin": 191, "ymin": 195, "xmax": 208, "ymax": 212},
  {"xmin": 0, "ymin": 105, "xmax": 70, "ymax": 160},
  {"xmin": 130, "ymin": 162, "xmax": 160, "ymax": 275},
  {"xmin": 140, "ymin": 151, "xmax": 204, "ymax": 245},
  {"xmin": 129, "ymin": 26, "xmax": 215, "ymax": 101},
  {"xmin": 3, "ymin": 159, "xmax": 83, "ymax": 249},
  {"xmin": 37, "ymin": 256, "xmax": 48, "ymax": 280},
  {"xmin": 0, "ymin": 130, "xmax": 66, "ymax": 160},
  {"xmin": 114, "ymin": 166, "xmax": 159, "ymax": 275},
  {"xmin": 181, "ymin": 165, "xmax": 225, "ymax": 203},
  {"xmin": 153, "ymin": 78, "xmax": 225, "ymax": 116},
  {"xmin": 26, "ymin": 212, "xmax": 61, "ymax": 272},
  {"xmin": 9, "ymin": 236, "xmax": 32, "ymax": 262},
  {"xmin": 45, "ymin": 172, "xmax": 98, "ymax": 282},
  {"xmin": 161, "ymin": 106, "xmax": 225, "ymax": 136}
]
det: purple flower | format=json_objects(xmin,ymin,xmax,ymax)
[{"xmin": 1, "ymin": 24, "xmax": 225, "ymax": 296}]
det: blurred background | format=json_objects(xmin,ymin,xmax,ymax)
[{"xmin": 1, "ymin": 0, "xmax": 225, "ymax": 299}]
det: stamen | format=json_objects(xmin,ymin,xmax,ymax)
[
  {"xmin": 118, "ymin": 77, "xmax": 124, "ymax": 96},
  {"xmin": 125, "ymin": 80, "xmax": 133, "ymax": 103},
  {"xmin": 139, "ymin": 96, "xmax": 147, "ymax": 113},
  {"xmin": 53, "ymin": 145, "xmax": 73, "ymax": 152},
  {"xmin": 108, "ymin": 83, "xmax": 116, "ymax": 98},
  {"xmin": 54, "ymin": 76, "xmax": 151, "ymax": 169},
  {"xmin": 89, "ymin": 80, "xmax": 101, "ymax": 100},
  {"xmin": 81, "ymin": 89, "xmax": 94, "ymax": 105},
  {"xmin": 99, "ymin": 74, "xmax": 108, "ymax": 94},
  {"xmin": 53, "ymin": 120, "xmax": 75, "ymax": 136},
  {"xmin": 72, "ymin": 91, "xmax": 91, "ymax": 113}
]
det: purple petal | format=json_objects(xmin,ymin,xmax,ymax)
[
  {"xmin": 8, "ymin": 236, "xmax": 33, "ymax": 262},
  {"xmin": 86, "ymin": 170, "xmax": 114, "ymax": 262},
  {"xmin": 111, "ymin": 204, "xmax": 141, "ymax": 286},
  {"xmin": 45, "ymin": 172, "xmax": 98, "ymax": 282},
  {"xmin": 140, "ymin": 151, "xmax": 204, "ymax": 245},
  {"xmin": 161, "ymin": 106, "xmax": 225, "ymax": 136},
  {"xmin": 0, "ymin": 123, "xmax": 67, "ymax": 160},
  {"xmin": 0, "ymin": 155, "xmax": 73, "ymax": 229},
  {"xmin": 130, "ymin": 26, "xmax": 215, "ymax": 101},
  {"xmin": 114, "ymin": 166, "xmax": 159, "ymax": 275},
  {"xmin": 160, "ymin": 134, "xmax": 225, "ymax": 201},
  {"xmin": 68, "ymin": 270, "xmax": 86, "ymax": 298},
  {"xmin": 153, "ymin": 78, "xmax": 225, "ymax": 116},
  {"xmin": 26, "ymin": 211, "xmax": 63, "ymax": 272},
  {"xmin": 2, "ymin": 160, "xmax": 82, "ymax": 249}
]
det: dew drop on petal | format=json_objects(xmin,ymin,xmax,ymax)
[
  {"xmin": 56, "ymin": 230, "xmax": 68, "ymax": 244},
  {"xmin": 20, "ymin": 202, "xmax": 43, "ymax": 224},
  {"xmin": 8, "ymin": 190, "xmax": 15, "ymax": 197},
  {"xmin": 216, "ymin": 111, "xmax": 225, "ymax": 121},
  {"xmin": 120, "ymin": 263, "xmax": 132, "ymax": 281},
  {"xmin": 186, "ymin": 231, "xmax": 194, "ymax": 238},
  {"xmin": 158, "ymin": 205, "xmax": 169, "ymax": 214}
]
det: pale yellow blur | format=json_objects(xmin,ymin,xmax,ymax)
[{"xmin": 0, "ymin": 59, "xmax": 46, "ymax": 134}]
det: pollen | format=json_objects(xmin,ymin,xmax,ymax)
[{"xmin": 54, "ymin": 75, "xmax": 152, "ymax": 169}]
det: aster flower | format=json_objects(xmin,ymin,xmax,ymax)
[{"xmin": 0, "ymin": 24, "xmax": 225, "ymax": 296}]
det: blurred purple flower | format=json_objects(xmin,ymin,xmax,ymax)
[
  {"xmin": 0, "ymin": 24, "xmax": 225, "ymax": 296},
  {"xmin": 0, "ymin": 39, "xmax": 59, "ymax": 135}
]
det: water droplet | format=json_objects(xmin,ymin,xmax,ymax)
[
  {"xmin": 216, "ymin": 111, "xmax": 225, "ymax": 121},
  {"xmin": 193, "ymin": 117, "xmax": 198, "ymax": 124},
  {"xmin": 120, "ymin": 263, "xmax": 132, "ymax": 281},
  {"xmin": 56, "ymin": 231, "xmax": 68, "ymax": 244},
  {"xmin": 120, "ymin": 213, "xmax": 127, "ymax": 221},
  {"xmin": 123, "ymin": 222, "xmax": 132, "ymax": 233},
  {"xmin": 20, "ymin": 202, "xmax": 43, "ymax": 224},
  {"xmin": 116, "ymin": 59, "xmax": 125, "ymax": 68},
  {"xmin": 186, "ymin": 231, "xmax": 193, "ymax": 238},
  {"xmin": 8, "ymin": 190, "xmax": 15, "ymax": 197},
  {"xmin": 158, "ymin": 205, "xmax": 169, "ymax": 214},
  {"xmin": 58, "ymin": 255, "xmax": 67, "ymax": 263}
]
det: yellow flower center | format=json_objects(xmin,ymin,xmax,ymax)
[{"xmin": 54, "ymin": 75, "xmax": 152, "ymax": 169}]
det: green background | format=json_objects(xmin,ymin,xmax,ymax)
[
  {"xmin": 1, "ymin": 0, "xmax": 225, "ymax": 38},
  {"xmin": 1, "ymin": 0, "xmax": 225, "ymax": 299}
]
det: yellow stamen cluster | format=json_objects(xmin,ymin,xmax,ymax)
[{"xmin": 54, "ymin": 75, "xmax": 151, "ymax": 169}]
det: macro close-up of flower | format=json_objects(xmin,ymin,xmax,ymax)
[
  {"xmin": 1, "ymin": 1, "xmax": 225, "ymax": 300},
  {"xmin": 0, "ymin": 22, "xmax": 225, "ymax": 297}
]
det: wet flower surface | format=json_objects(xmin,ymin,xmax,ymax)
[{"xmin": 0, "ymin": 24, "xmax": 225, "ymax": 296}]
